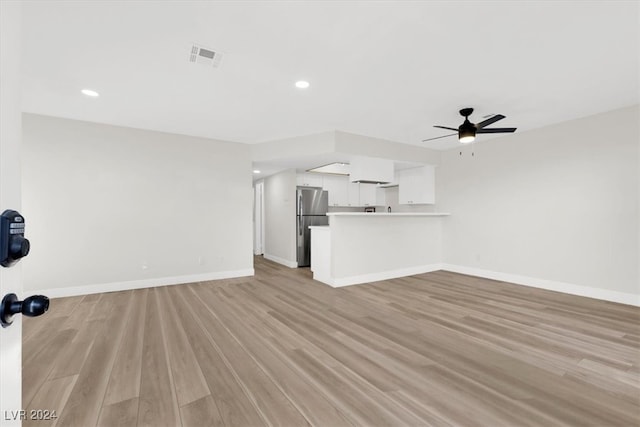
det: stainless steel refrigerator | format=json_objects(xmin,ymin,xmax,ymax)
[{"xmin": 296, "ymin": 186, "xmax": 329, "ymax": 267}]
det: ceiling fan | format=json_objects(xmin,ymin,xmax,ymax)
[{"xmin": 422, "ymin": 108, "xmax": 517, "ymax": 144}]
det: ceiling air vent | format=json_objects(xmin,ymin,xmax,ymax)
[{"xmin": 189, "ymin": 44, "xmax": 223, "ymax": 68}]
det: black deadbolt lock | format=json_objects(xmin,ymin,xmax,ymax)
[
  {"xmin": 0, "ymin": 293, "xmax": 49, "ymax": 327},
  {"xmin": 1, "ymin": 209, "xmax": 30, "ymax": 267}
]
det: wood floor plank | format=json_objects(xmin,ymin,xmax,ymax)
[
  {"xmin": 206, "ymin": 288, "xmax": 357, "ymax": 426},
  {"xmin": 23, "ymin": 374, "xmax": 77, "ymax": 427},
  {"xmin": 46, "ymin": 321, "xmax": 100, "ymax": 380},
  {"xmin": 183, "ymin": 285, "xmax": 311, "ymax": 427},
  {"xmin": 179, "ymin": 395, "xmax": 223, "ymax": 427},
  {"xmin": 288, "ymin": 347, "xmax": 407, "ymax": 426},
  {"xmin": 23, "ymin": 295, "xmax": 83, "ymax": 330},
  {"xmin": 46, "ymin": 296, "xmax": 104, "ymax": 380},
  {"xmin": 102, "ymin": 289, "xmax": 147, "ymax": 406},
  {"xmin": 165, "ymin": 284, "xmax": 267, "ymax": 427},
  {"xmin": 54, "ymin": 291, "xmax": 132, "ymax": 427},
  {"xmin": 22, "ymin": 328, "xmax": 77, "ymax": 408},
  {"xmin": 22, "ymin": 255, "xmax": 640, "ymax": 426},
  {"xmin": 22, "ymin": 316, "xmax": 70, "ymax": 369},
  {"xmin": 59, "ymin": 294, "xmax": 99, "ymax": 329},
  {"xmin": 156, "ymin": 286, "xmax": 210, "ymax": 408},
  {"xmin": 96, "ymin": 397, "xmax": 138, "ymax": 427},
  {"xmin": 136, "ymin": 289, "xmax": 181, "ymax": 427}
]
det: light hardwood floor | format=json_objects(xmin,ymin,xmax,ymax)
[{"xmin": 23, "ymin": 256, "xmax": 640, "ymax": 426}]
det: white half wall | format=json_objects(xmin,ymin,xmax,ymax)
[
  {"xmin": 22, "ymin": 114, "xmax": 254, "ymax": 294},
  {"xmin": 330, "ymin": 215, "xmax": 444, "ymax": 285},
  {"xmin": 438, "ymin": 105, "xmax": 639, "ymax": 303},
  {"xmin": 263, "ymin": 169, "xmax": 297, "ymax": 267}
]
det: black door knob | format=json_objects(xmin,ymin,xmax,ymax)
[{"xmin": 0, "ymin": 293, "xmax": 49, "ymax": 328}]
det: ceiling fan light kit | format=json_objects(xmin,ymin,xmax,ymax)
[{"xmin": 458, "ymin": 135, "xmax": 475, "ymax": 144}]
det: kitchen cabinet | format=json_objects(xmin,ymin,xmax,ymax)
[
  {"xmin": 375, "ymin": 187, "xmax": 387, "ymax": 206},
  {"xmin": 322, "ymin": 175, "xmax": 383, "ymax": 207},
  {"xmin": 398, "ymin": 165, "xmax": 435, "ymax": 205},
  {"xmin": 322, "ymin": 175, "xmax": 348, "ymax": 207},
  {"xmin": 347, "ymin": 182, "xmax": 360, "ymax": 206},
  {"xmin": 379, "ymin": 171, "xmax": 399, "ymax": 188},
  {"xmin": 296, "ymin": 173, "xmax": 323, "ymax": 187},
  {"xmin": 350, "ymin": 157, "xmax": 394, "ymax": 184},
  {"xmin": 359, "ymin": 183, "xmax": 377, "ymax": 206}
]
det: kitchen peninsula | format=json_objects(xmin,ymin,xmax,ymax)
[{"xmin": 309, "ymin": 212, "xmax": 449, "ymax": 287}]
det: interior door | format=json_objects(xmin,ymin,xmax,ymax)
[{"xmin": 1, "ymin": 2, "xmax": 24, "ymax": 424}]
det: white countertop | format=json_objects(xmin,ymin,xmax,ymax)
[
  {"xmin": 308, "ymin": 225, "xmax": 330, "ymax": 229},
  {"xmin": 326, "ymin": 212, "xmax": 450, "ymax": 217}
]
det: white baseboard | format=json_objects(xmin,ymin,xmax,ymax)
[
  {"xmin": 441, "ymin": 264, "xmax": 640, "ymax": 307},
  {"xmin": 324, "ymin": 264, "xmax": 444, "ymax": 288},
  {"xmin": 311, "ymin": 274, "xmax": 336, "ymax": 287},
  {"xmin": 30, "ymin": 268, "xmax": 255, "ymax": 299},
  {"xmin": 263, "ymin": 253, "xmax": 298, "ymax": 268}
]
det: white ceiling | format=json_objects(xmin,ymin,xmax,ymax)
[{"xmin": 21, "ymin": 1, "xmax": 639, "ymax": 150}]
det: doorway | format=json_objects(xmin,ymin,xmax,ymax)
[{"xmin": 253, "ymin": 180, "xmax": 265, "ymax": 255}]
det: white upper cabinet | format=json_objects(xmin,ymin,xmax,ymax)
[
  {"xmin": 296, "ymin": 173, "xmax": 323, "ymax": 188},
  {"xmin": 378, "ymin": 171, "xmax": 400, "ymax": 188},
  {"xmin": 398, "ymin": 165, "xmax": 435, "ymax": 205},
  {"xmin": 322, "ymin": 175, "xmax": 348, "ymax": 207},
  {"xmin": 347, "ymin": 182, "xmax": 360, "ymax": 206},
  {"xmin": 350, "ymin": 157, "xmax": 394, "ymax": 184},
  {"xmin": 321, "ymin": 174, "xmax": 386, "ymax": 207},
  {"xmin": 375, "ymin": 187, "xmax": 387, "ymax": 206},
  {"xmin": 359, "ymin": 184, "xmax": 377, "ymax": 206}
]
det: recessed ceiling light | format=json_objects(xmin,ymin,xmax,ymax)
[
  {"xmin": 253, "ymin": 170, "xmax": 261, "ymax": 174},
  {"xmin": 81, "ymin": 89, "xmax": 99, "ymax": 97},
  {"xmin": 295, "ymin": 81, "xmax": 310, "ymax": 89}
]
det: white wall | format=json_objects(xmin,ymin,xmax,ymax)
[
  {"xmin": 22, "ymin": 114, "xmax": 254, "ymax": 295},
  {"xmin": 438, "ymin": 106, "xmax": 639, "ymax": 303},
  {"xmin": 335, "ymin": 131, "xmax": 441, "ymax": 165},
  {"xmin": 263, "ymin": 169, "xmax": 297, "ymax": 267},
  {"xmin": 251, "ymin": 131, "xmax": 336, "ymax": 162}
]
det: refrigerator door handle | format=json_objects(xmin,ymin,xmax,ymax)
[
  {"xmin": 298, "ymin": 194, "xmax": 303, "ymax": 217},
  {"xmin": 298, "ymin": 194, "xmax": 302, "ymax": 236},
  {"xmin": 298, "ymin": 193, "xmax": 303, "ymax": 236}
]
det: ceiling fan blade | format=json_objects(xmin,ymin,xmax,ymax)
[
  {"xmin": 476, "ymin": 127, "xmax": 517, "ymax": 134},
  {"xmin": 434, "ymin": 125, "xmax": 458, "ymax": 131},
  {"xmin": 475, "ymin": 114, "xmax": 505, "ymax": 129},
  {"xmin": 422, "ymin": 133, "xmax": 457, "ymax": 142}
]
